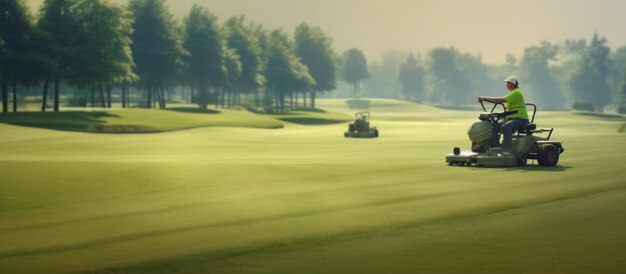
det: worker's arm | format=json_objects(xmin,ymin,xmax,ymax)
[{"xmin": 478, "ymin": 96, "xmax": 506, "ymax": 104}]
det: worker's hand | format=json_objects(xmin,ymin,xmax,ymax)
[{"xmin": 477, "ymin": 96, "xmax": 485, "ymax": 102}]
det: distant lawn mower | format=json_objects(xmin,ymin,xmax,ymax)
[
  {"xmin": 344, "ymin": 111, "xmax": 379, "ymax": 138},
  {"xmin": 446, "ymin": 102, "xmax": 564, "ymax": 167}
]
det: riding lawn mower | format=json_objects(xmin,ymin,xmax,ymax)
[{"xmin": 446, "ymin": 101, "xmax": 564, "ymax": 167}]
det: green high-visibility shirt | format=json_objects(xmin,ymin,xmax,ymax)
[{"xmin": 503, "ymin": 87, "xmax": 529, "ymax": 120}]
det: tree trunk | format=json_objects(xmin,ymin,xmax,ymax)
[
  {"xmin": 12, "ymin": 81, "xmax": 17, "ymax": 112},
  {"xmin": 215, "ymin": 87, "xmax": 220, "ymax": 108},
  {"xmin": 107, "ymin": 85, "xmax": 112, "ymax": 108},
  {"xmin": 126, "ymin": 85, "xmax": 131, "ymax": 107},
  {"xmin": 190, "ymin": 86, "xmax": 194, "ymax": 104},
  {"xmin": 254, "ymin": 89, "xmax": 260, "ymax": 107},
  {"xmin": 146, "ymin": 86, "xmax": 152, "ymax": 109},
  {"xmin": 53, "ymin": 77, "xmax": 60, "ymax": 112},
  {"xmin": 159, "ymin": 86, "xmax": 166, "ymax": 109},
  {"xmin": 121, "ymin": 83, "xmax": 126, "ymax": 108},
  {"xmin": 280, "ymin": 92, "xmax": 285, "ymax": 114},
  {"xmin": 98, "ymin": 83, "xmax": 106, "ymax": 108},
  {"xmin": 1, "ymin": 80, "xmax": 8, "ymax": 113},
  {"xmin": 155, "ymin": 87, "xmax": 161, "ymax": 108},
  {"xmin": 154, "ymin": 86, "xmax": 161, "ymax": 109},
  {"xmin": 310, "ymin": 91, "xmax": 317, "ymax": 109},
  {"xmin": 91, "ymin": 89, "xmax": 95, "ymax": 107},
  {"xmin": 294, "ymin": 93, "xmax": 298, "ymax": 109},
  {"xmin": 220, "ymin": 88, "xmax": 226, "ymax": 108},
  {"xmin": 303, "ymin": 92, "xmax": 307, "ymax": 109},
  {"xmin": 220, "ymin": 88, "xmax": 230, "ymax": 107},
  {"xmin": 229, "ymin": 89, "xmax": 234, "ymax": 107},
  {"xmin": 41, "ymin": 77, "xmax": 50, "ymax": 112},
  {"xmin": 275, "ymin": 91, "xmax": 280, "ymax": 114},
  {"xmin": 156, "ymin": 86, "xmax": 163, "ymax": 109}
]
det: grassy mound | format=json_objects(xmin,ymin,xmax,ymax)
[
  {"xmin": 0, "ymin": 108, "xmax": 284, "ymax": 133},
  {"xmin": 319, "ymin": 98, "xmax": 473, "ymax": 122},
  {"xmin": 346, "ymin": 99, "xmax": 370, "ymax": 109},
  {"xmin": 273, "ymin": 110, "xmax": 351, "ymax": 125}
]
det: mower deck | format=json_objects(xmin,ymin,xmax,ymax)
[{"xmin": 447, "ymin": 148, "xmax": 518, "ymax": 167}]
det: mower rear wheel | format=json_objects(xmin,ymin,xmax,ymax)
[
  {"xmin": 537, "ymin": 144, "xmax": 559, "ymax": 166},
  {"xmin": 373, "ymin": 129, "xmax": 379, "ymax": 137},
  {"xmin": 517, "ymin": 155, "xmax": 527, "ymax": 166}
]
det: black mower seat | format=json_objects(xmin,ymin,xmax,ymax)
[{"xmin": 517, "ymin": 123, "xmax": 536, "ymax": 133}]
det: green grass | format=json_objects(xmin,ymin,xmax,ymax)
[{"xmin": 0, "ymin": 99, "xmax": 625, "ymax": 274}]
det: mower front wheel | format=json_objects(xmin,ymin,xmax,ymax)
[{"xmin": 537, "ymin": 144, "xmax": 559, "ymax": 166}]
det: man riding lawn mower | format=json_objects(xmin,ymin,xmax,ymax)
[
  {"xmin": 445, "ymin": 76, "xmax": 564, "ymax": 167},
  {"xmin": 344, "ymin": 111, "xmax": 379, "ymax": 138}
]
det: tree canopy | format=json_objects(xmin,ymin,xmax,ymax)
[
  {"xmin": 341, "ymin": 48, "xmax": 368, "ymax": 98},
  {"xmin": 398, "ymin": 53, "xmax": 425, "ymax": 101},
  {"xmin": 294, "ymin": 23, "xmax": 337, "ymax": 108},
  {"xmin": 130, "ymin": 0, "xmax": 186, "ymax": 108}
]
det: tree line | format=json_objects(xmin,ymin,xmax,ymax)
[
  {"xmin": 364, "ymin": 34, "xmax": 626, "ymax": 112},
  {"xmin": 0, "ymin": 0, "xmax": 344, "ymax": 114},
  {"xmin": 2, "ymin": 0, "xmax": 625, "ymax": 114}
]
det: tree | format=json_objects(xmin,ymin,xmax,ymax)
[
  {"xmin": 609, "ymin": 46, "xmax": 626, "ymax": 106},
  {"xmin": 72, "ymin": 0, "xmax": 136, "ymax": 108},
  {"xmin": 341, "ymin": 48, "xmax": 368, "ymax": 99},
  {"xmin": 249, "ymin": 23, "xmax": 271, "ymax": 108},
  {"xmin": 619, "ymin": 78, "xmax": 626, "ymax": 114},
  {"xmin": 520, "ymin": 41, "xmax": 564, "ymax": 108},
  {"xmin": 224, "ymin": 16, "xmax": 262, "ymax": 107},
  {"xmin": 38, "ymin": 0, "xmax": 80, "ymax": 111},
  {"xmin": 428, "ymin": 47, "xmax": 468, "ymax": 105},
  {"xmin": 222, "ymin": 46, "xmax": 242, "ymax": 107},
  {"xmin": 264, "ymin": 29, "xmax": 314, "ymax": 113},
  {"xmin": 398, "ymin": 53, "xmax": 425, "ymax": 101},
  {"xmin": 183, "ymin": 5, "xmax": 224, "ymax": 109},
  {"xmin": 0, "ymin": 0, "xmax": 32, "ymax": 112},
  {"xmin": 506, "ymin": 54, "xmax": 517, "ymax": 68},
  {"xmin": 294, "ymin": 23, "xmax": 336, "ymax": 109},
  {"xmin": 130, "ymin": 0, "xmax": 185, "ymax": 109},
  {"xmin": 0, "ymin": 36, "xmax": 5, "ymax": 112},
  {"xmin": 569, "ymin": 33, "xmax": 611, "ymax": 111}
]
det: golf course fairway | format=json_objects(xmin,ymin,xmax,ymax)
[{"xmin": 0, "ymin": 99, "xmax": 625, "ymax": 273}]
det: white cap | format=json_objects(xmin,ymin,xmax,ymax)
[{"xmin": 504, "ymin": 76, "xmax": 518, "ymax": 86}]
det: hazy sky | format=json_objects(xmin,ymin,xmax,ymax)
[{"xmin": 26, "ymin": 0, "xmax": 626, "ymax": 64}]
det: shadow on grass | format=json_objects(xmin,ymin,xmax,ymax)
[
  {"xmin": 465, "ymin": 165, "xmax": 573, "ymax": 172},
  {"xmin": 503, "ymin": 164, "xmax": 573, "ymax": 172},
  {"xmin": 277, "ymin": 117, "xmax": 349, "ymax": 125},
  {"xmin": 346, "ymin": 99, "xmax": 370, "ymax": 109},
  {"xmin": 291, "ymin": 107, "xmax": 327, "ymax": 113},
  {"xmin": 166, "ymin": 107, "xmax": 220, "ymax": 114},
  {"xmin": 0, "ymin": 111, "xmax": 156, "ymax": 133}
]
